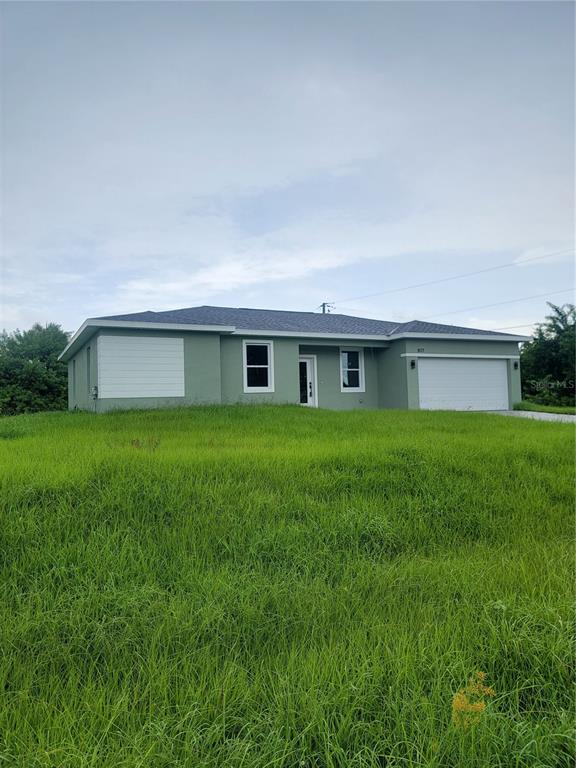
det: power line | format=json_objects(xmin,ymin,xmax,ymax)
[
  {"xmin": 329, "ymin": 247, "xmax": 574, "ymax": 306},
  {"xmin": 335, "ymin": 304, "xmax": 389, "ymax": 318},
  {"xmin": 490, "ymin": 323, "xmax": 538, "ymax": 330},
  {"xmin": 422, "ymin": 289, "xmax": 574, "ymax": 320},
  {"xmin": 333, "ymin": 305, "xmax": 564, "ymax": 330}
]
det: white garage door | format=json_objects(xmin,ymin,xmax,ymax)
[
  {"xmin": 98, "ymin": 335, "xmax": 185, "ymax": 398},
  {"xmin": 418, "ymin": 358, "xmax": 509, "ymax": 411}
]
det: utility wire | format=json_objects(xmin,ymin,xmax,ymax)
[
  {"xmin": 489, "ymin": 323, "xmax": 539, "ymax": 331},
  {"xmin": 328, "ymin": 247, "xmax": 574, "ymax": 306},
  {"xmin": 335, "ymin": 304, "xmax": 389, "ymax": 318},
  {"xmin": 421, "ymin": 289, "xmax": 574, "ymax": 320},
  {"xmin": 333, "ymin": 304, "xmax": 566, "ymax": 329}
]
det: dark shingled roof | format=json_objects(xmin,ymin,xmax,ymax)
[
  {"xmin": 95, "ymin": 305, "xmax": 520, "ymax": 338},
  {"xmin": 396, "ymin": 319, "xmax": 510, "ymax": 336}
]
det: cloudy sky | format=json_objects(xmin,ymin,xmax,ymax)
[{"xmin": 1, "ymin": 1, "xmax": 574, "ymax": 335}]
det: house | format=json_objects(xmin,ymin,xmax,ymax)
[{"xmin": 59, "ymin": 306, "xmax": 529, "ymax": 412}]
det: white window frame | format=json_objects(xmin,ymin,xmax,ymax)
[
  {"xmin": 340, "ymin": 347, "xmax": 365, "ymax": 393},
  {"xmin": 242, "ymin": 340, "xmax": 275, "ymax": 393}
]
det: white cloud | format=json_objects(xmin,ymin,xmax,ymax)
[{"xmin": 1, "ymin": 1, "xmax": 574, "ymax": 330}]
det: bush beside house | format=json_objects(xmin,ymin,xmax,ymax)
[
  {"xmin": 520, "ymin": 303, "xmax": 575, "ymax": 407},
  {"xmin": 0, "ymin": 323, "xmax": 69, "ymax": 415}
]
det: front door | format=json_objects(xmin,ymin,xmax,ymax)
[{"xmin": 299, "ymin": 356, "xmax": 317, "ymax": 407}]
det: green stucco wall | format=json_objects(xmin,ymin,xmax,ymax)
[
  {"xmin": 68, "ymin": 329, "xmax": 222, "ymax": 412},
  {"xmin": 68, "ymin": 342, "xmax": 97, "ymax": 411},
  {"xmin": 66, "ymin": 328, "xmax": 523, "ymax": 413},
  {"xmin": 98, "ymin": 329, "xmax": 221, "ymax": 412},
  {"xmin": 403, "ymin": 339, "xmax": 521, "ymax": 356},
  {"xmin": 299, "ymin": 345, "xmax": 380, "ymax": 410},
  {"xmin": 377, "ymin": 341, "xmax": 409, "ymax": 409},
  {"xmin": 220, "ymin": 336, "xmax": 299, "ymax": 404},
  {"xmin": 183, "ymin": 332, "xmax": 222, "ymax": 404}
]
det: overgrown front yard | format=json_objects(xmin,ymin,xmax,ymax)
[
  {"xmin": 0, "ymin": 406, "xmax": 573, "ymax": 767},
  {"xmin": 514, "ymin": 400, "xmax": 576, "ymax": 415}
]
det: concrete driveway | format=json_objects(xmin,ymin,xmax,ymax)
[{"xmin": 489, "ymin": 410, "xmax": 576, "ymax": 424}]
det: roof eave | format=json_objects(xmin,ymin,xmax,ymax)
[
  {"xmin": 58, "ymin": 320, "xmax": 97, "ymax": 362},
  {"xmin": 232, "ymin": 328, "xmax": 392, "ymax": 341},
  {"xmin": 58, "ymin": 319, "xmax": 531, "ymax": 361},
  {"xmin": 58, "ymin": 318, "xmax": 236, "ymax": 361},
  {"xmin": 387, "ymin": 331, "xmax": 531, "ymax": 342}
]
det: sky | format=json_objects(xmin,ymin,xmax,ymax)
[{"xmin": 1, "ymin": 0, "xmax": 574, "ymax": 335}]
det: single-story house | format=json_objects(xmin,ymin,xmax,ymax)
[{"xmin": 59, "ymin": 305, "xmax": 529, "ymax": 412}]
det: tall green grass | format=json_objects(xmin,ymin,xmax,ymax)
[
  {"xmin": 0, "ymin": 406, "xmax": 574, "ymax": 767},
  {"xmin": 514, "ymin": 401, "xmax": 576, "ymax": 415}
]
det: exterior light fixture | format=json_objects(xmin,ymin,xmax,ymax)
[{"xmin": 410, "ymin": 360, "xmax": 416, "ymax": 370}]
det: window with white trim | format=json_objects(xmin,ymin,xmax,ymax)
[
  {"xmin": 340, "ymin": 348, "xmax": 365, "ymax": 392},
  {"xmin": 243, "ymin": 341, "xmax": 274, "ymax": 393}
]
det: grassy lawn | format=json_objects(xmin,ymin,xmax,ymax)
[
  {"xmin": 0, "ymin": 406, "xmax": 573, "ymax": 767},
  {"xmin": 514, "ymin": 401, "xmax": 576, "ymax": 415}
]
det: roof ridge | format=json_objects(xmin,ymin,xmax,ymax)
[
  {"xmin": 236, "ymin": 306, "xmax": 320, "ymax": 315},
  {"xmin": 140, "ymin": 304, "xmax": 399, "ymax": 323},
  {"xmin": 164, "ymin": 304, "xmax": 385, "ymax": 318}
]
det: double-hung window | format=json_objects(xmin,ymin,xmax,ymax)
[
  {"xmin": 243, "ymin": 341, "xmax": 274, "ymax": 393},
  {"xmin": 340, "ymin": 348, "xmax": 365, "ymax": 392}
]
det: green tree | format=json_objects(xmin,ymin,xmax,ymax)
[
  {"xmin": 0, "ymin": 323, "xmax": 69, "ymax": 415},
  {"xmin": 520, "ymin": 303, "xmax": 575, "ymax": 406}
]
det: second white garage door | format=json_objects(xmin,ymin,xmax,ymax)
[{"xmin": 418, "ymin": 358, "xmax": 509, "ymax": 411}]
